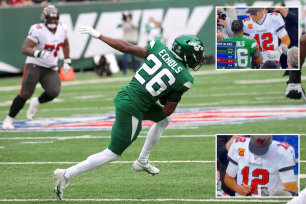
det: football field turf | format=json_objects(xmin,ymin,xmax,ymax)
[{"xmin": 0, "ymin": 65, "xmax": 305, "ymax": 203}]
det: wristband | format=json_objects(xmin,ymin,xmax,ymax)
[
  {"xmin": 33, "ymin": 50, "xmax": 40, "ymax": 58},
  {"xmin": 64, "ymin": 58, "xmax": 71, "ymax": 64}
]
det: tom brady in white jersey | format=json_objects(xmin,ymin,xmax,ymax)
[
  {"xmin": 2, "ymin": 5, "xmax": 71, "ymax": 129},
  {"xmin": 243, "ymin": 8, "xmax": 290, "ymax": 65},
  {"xmin": 224, "ymin": 135, "xmax": 298, "ymax": 196}
]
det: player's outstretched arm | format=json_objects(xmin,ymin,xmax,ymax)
[
  {"xmin": 283, "ymin": 182, "xmax": 298, "ymax": 192},
  {"xmin": 78, "ymin": 25, "xmax": 148, "ymax": 58},
  {"xmin": 300, "ymin": 34, "xmax": 306, "ymax": 69}
]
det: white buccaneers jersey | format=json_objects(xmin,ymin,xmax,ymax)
[
  {"xmin": 227, "ymin": 138, "xmax": 296, "ymax": 196},
  {"xmin": 25, "ymin": 22, "xmax": 68, "ymax": 69},
  {"xmin": 242, "ymin": 13, "xmax": 287, "ymax": 63}
]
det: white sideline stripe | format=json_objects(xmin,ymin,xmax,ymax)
[
  {"xmin": 0, "ymin": 161, "xmax": 214, "ymax": 164},
  {"xmin": 0, "ymin": 199, "xmax": 290, "ymax": 202},
  {"xmin": 0, "ymin": 70, "xmax": 249, "ymax": 92},
  {"xmin": 236, "ymin": 76, "xmax": 306, "ymax": 84},
  {"xmin": 20, "ymin": 141, "xmax": 53, "ymax": 144},
  {"xmin": 0, "ymin": 135, "xmax": 214, "ymax": 140},
  {"xmin": 300, "ymin": 160, "xmax": 306, "ymax": 163},
  {"xmin": 301, "ymin": 174, "xmax": 306, "ymax": 178}
]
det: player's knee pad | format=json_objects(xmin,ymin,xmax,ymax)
[
  {"xmin": 157, "ymin": 115, "xmax": 172, "ymax": 128},
  {"xmin": 46, "ymin": 89, "xmax": 60, "ymax": 98},
  {"xmin": 19, "ymin": 92, "xmax": 33, "ymax": 100}
]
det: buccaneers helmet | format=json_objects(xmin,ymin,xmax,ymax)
[
  {"xmin": 171, "ymin": 34, "xmax": 205, "ymax": 71},
  {"xmin": 41, "ymin": 5, "xmax": 59, "ymax": 29}
]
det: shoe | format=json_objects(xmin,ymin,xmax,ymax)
[
  {"xmin": 132, "ymin": 160, "xmax": 159, "ymax": 175},
  {"xmin": 53, "ymin": 169, "xmax": 69, "ymax": 200},
  {"xmin": 27, "ymin": 97, "xmax": 40, "ymax": 120},
  {"xmin": 3, "ymin": 117, "xmax": 15, "ymax": 129}
]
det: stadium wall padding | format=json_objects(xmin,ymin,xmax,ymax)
[{"xmin": 0, "ymin": 0, "xmax": 281, "ymax": 73}]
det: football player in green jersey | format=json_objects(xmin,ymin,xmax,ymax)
[
  {"xmin": 223, "ymin": 20, "xmax": 262, "ymax": 69},
  {"xmin": 52, "ymin": 25, "xmax": 205, "ymax": 200}
]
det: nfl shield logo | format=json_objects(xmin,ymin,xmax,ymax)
[
  {"xmin": 178, "ymin": 45, "xmax": 181, "ymax": 49},
  {"xmin": 254, "ymin": 156, "xmax": 258, "ymax": 161}
]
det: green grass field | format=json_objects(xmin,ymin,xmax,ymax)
[{"xmin": 0, "ymin": 65, "xmax": 305, "ymax": 203}]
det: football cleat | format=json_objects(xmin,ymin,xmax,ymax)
[
  {"xmin": 2, "ymin": 117, "xmax": 15, "ymax": 129},
  {"xmin": 27, "ymin": 97, "xmax": 40, "ymax": 120},
  {"xmin": 53, "ymin": 169, "xmax": 69, "ymax": 200},
  {"xmin": 132, "ymin": 160, "xmax": 159, "ymax": 175}
]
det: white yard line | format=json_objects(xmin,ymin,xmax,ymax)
[
  {"xmin": 0, "ymin": 70, "xmax": 248, "ymax": 92},
  {"xmin": 236, "ymin": 76, "xmax": 306, "ymax": 84},
  {"xmin": 0, "ymin": 135, "xmax": 214, "ymax": 140},
  {"xmin": 0, "ymin": 199, "xmax": 290, "ymax": 202},
  {"xmin": 0, "ymin": 161, "xmax": 214, "ymax": 164},
  {"xmin": 20, "ymin": 141, "xmax": 53, "ymax": 144},
  {"xmin": 301, "ymin": 174, "xmax": 306, "ymax": 178}
]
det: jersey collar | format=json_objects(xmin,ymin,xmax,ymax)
[{"xmin": 256, "ymin": 13, "xmax": 267, "ymax": 25}]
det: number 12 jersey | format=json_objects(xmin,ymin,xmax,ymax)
[{"xmin": 227, "ymin": 138, "xmax": 296, "ymax": 196}]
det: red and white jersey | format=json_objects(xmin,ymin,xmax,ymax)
[
  {"xmin": 26, "ymin": 22, "xmax": 68, "ymax": 69},
  {"xmin": 227, "ymin": 138, "xmax": 296, "ymax": 196},
  {"xmin": 242, "ymin": 13, "xmax": 287, "ymax": 62}
]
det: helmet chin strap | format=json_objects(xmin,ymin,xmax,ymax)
[
  {"xmin": 184, "ymin": 54, "xmax": 190, "ymax": 70},
  {"xmin": 47, "ymin": 24, "xmax": 56, "ymax": 29}
]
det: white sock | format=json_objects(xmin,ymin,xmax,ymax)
[
  {"xmin": 138, "ymin": 116, "xmax": 172, "ymax": 164},
  {"xmin": 6, "ymin": 115, "xmax": 14, "ymax": 121},
  {"xmin": 65, "ymin": 148, "xmax": 119, "ymax": 180}
]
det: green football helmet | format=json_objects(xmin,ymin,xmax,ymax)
[{"xmin": 171, "ymin": 34, "xmax": 205, "ymax": 71}]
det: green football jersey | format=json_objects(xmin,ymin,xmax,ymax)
[
  {"xmin": 224, "ymin": 35, "xmax": 257, "ymax": 69},
  {"xmin": 114, "ymin": 40, "xmax": 194, "ymax": 119}
]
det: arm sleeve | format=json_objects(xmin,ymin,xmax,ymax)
[
  {"xmin": 226, "ymin": 160, "xmax": 239, "ymax": 177},
  {"xmin": 217, "ymin": 136, "xmax": 230, "ymax": 161},
  {"xmin": 279, "ymin": 169, "xmax": 296, "ymax": 183},
  {"xmin": 27, "ymin": 25, "xmax": 39, "ymax": 44},
  {"xmin": 177, "ymin": 78, "xmax": 194, "ymax": 93},
  {"xmin": 278, "ymin": 146, "xmax": 296, "ymax": 172},
  {"xmin": 274, "ymin": 13, "xmax": 287, "ymax": 39}
]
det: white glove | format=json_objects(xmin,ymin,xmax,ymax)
[
  {"xmin": 285, "ymin": 83, "xmax": 306, "ymax": 102},
  {"xmin": 63, "ymin": 58, "xmax": 71, "ymax": 73},
  {"xmin": 33, "ymin": 50, "xmax": 50, "ymax": 59},
  {"xmin": 266, "ymin": 50, "xmax": 281, "ymax": 60},
  {"xmin": 78, "ymin": 26, "xmax": 101, "ymax": 39}
]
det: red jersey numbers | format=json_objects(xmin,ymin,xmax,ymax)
[
  {"xmin": 254, "ymin": 33, "xmax": 274, "ymax": 51},
  {"xmin": 44, "ymin": 43, "xmax": 63, "ymax": 57},
  {"xmin": 241, "ymin": 167, "xmax": 270, "ymax": 190},
  {"xmin": 243, "ymin": 17, "xmax": 251, "ymax": 22},
  {"xmin": 277, "ymin": 142, "xmax": 291, "ymax": 150},
  {"xmin": 235, "ymin": 137, "xmax": 247, "ymax": 143},
  {"xmin": 36, "ymin": 24, "xmax": 42, "ymax": 29}
]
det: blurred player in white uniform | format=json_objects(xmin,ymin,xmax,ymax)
[
  {"xmin": 224, "ymin": 135, "xmax": 298, "ymax": 196},
  {"xmin": 2, "ymin": 5, "xmax": 71, "ymax": 129},
  {"xmin": 243, "ymin": 8, "xmax": 290, "ymax": 65},
  {"xmin": 287, "ymin": 188, "xmax": 306, "ymax": 203}
]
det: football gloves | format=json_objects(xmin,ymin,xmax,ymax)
[
  {"xmin": 283, "ymin": 70, "xmax": 306, "ymax": 102},
  {"xmin": 78, "ymin": 26, "xmax": 101, "ymax": 39},
  {"xmin": 267, "ymin": 44, "xmax": 288, "ymax": 60},
  {"xmin": 63, "ymin": 58, "xmax": 71, "ymax": 73},
  {"xmin": 33, "ymin": 50, "xmax": 50, "ymax": 59}
]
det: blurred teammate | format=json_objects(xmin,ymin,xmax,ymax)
[
  {"xmin": 284, "ymin": 34, "xmax": 306, "ymax": 102},
  {"xmin": 224, "ymin": 135, "xmax": 297, "ymax": 196},
  {"xmin": 2, "ymin": 5, "xmax": 71, "ymax": 129},
  {"xmin": 243, "ymin": 8, "xmax": 290, "ymax": 64},
  {"xmin": 287, "ymin": 188, "xmax": 306, "ymax": 203},
  {"xmin": 52, "ymin": 26, "xmax": 205, "ymax": 200},
  {"xmin": 223, "ymin": 20, "xmax": 262, "ymax": 69}
]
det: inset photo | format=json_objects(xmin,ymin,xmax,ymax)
[
  {"xmin": 216, "ymin": 134, "xmax": 299, "ymax": 197},
  {"xmin": 216, "ymin": 7, "xmax": 299, "ymax": 69}
]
